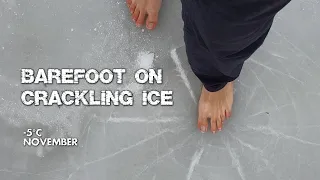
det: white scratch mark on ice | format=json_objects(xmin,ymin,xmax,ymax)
[
  {"xmin": 207, "ymin": 144, "xmax": 227, "ymax": 150},
  {"xmin": 0, "ymin": 169, "xmax": 64, "ymax": 180},
  {"xmin": 134, "ymin": 131, "xmax": 196, "ymax": 179},
  {"xmin": 107, "ymin": 117, "xmax": 179, "ymax": 123},
  {"xmin": 156, "ymin": 130, "xmax": 159, "ymax": 162},
  {"xmin": 67, "ymin": 167, "xmax": 80, "ymax": 180},
  {"xmin": 268, "ymin": 52, "xmax": 288, "ymax": 59},
  {"xmin": 285, "ymin": 88, "xmax": 297, "ymax": 112},
  {"xmin": 270, "ymin": 49, "xmax": 313, "ymax": 77},
  {"xmin": 84, "ymin": 126, "xmax": 91, "ymax": 151},
  {"xmin": 246, "ymin": 125, "xmax": 320, "ymax": 147},
  {"xmin": 38, "ymin": 166, "xmax": 73, "ymax": 175},
  {"xmin": 84, "ymin": 129, "xmax": 170, "ymax": 166},
  {"xmin": 245, "ymin": 87, "xmax": 257, "ymax": 110},
  {"xmin": 250, "ymin": 58, "xmax": 304, "ymax": 85},
  {"xmin": 272, "ymin": 29, "xmax": 320, "ymax": 68},
  {"xmin": 250, "ymin": 69, "xmax": 278, "ymax": 109},
  {"xmin": 223, "ymin": 138, "xmax": 246, "ymax": 180},
  {"xmin": 79, "ymin": 116, "xmax": 94, "ymax": 140},
  {"xmin": 247, "ymin": 111, "xmax": 266, "ymax": 118},
  {"xmin": 197, "ymin": 164, "xmax": 232, "ymax": 169},
  {"xmin": 278, "ymin": 103, "xmax": 293, "ymax": 109},
  {"xmin": 238, "ymin": 79, "xmax": 256, "ymax": 89},
  {"xmin": 172, "ymin": 156, "xmax": 187, "ymax": 169},
  {"xmin": 186, "ymin": 147, "xmax": 204, "ymax": 180},
  {"xmin": 102, "ymin": 33, "xmax": 109, "ymax": 50},
  {"xmin": 170, "ymin": 48, "xmax": 197, "ymax": 104},
  {"xmin": 227, "ymin": 131, "xmax": 263, "ymax": 154}
]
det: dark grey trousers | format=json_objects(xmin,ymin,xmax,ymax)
[{"xmin": 181, "ymin": 0, "xmax": 291, "ymax": 92}]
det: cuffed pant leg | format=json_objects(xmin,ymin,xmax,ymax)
[{"xmin": 181, "ymin": 0, "xmax": 273, "ymax": 92}]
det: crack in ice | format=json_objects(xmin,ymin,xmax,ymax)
[
  {"xmin": 107, "ymin": 117, "xmax": 180, "ymax": 123},
  {"xmin": 186, "ymin": 147, "xmax": 204, "ymax": 180},
  {"xmin": 84, "ymin": 128, "xmax": 170, "ymax": 166},
  {"xmin": 250, "ymin": 58, "xmax": 305, "ymax": 85},
  {"xmin": 170, "ymin": 48, "xmax": 197, "ymax": 104},
  {"xmin": 134, "ymin": 132, "xmax": 196, "ymax": 179},
  {"xmin": 245, "ymin": 86, "xmax": 257, "ymax": 111},
  {"xmin": 227, "ymin": 131, "xmax": 264, "ymax": 154},
  {"xmin": 245, "ymin": 125, "xmax": 320, "ymax": 147},
  {"xmin": 268, "ymin": 51, "xmax": 288, "ymax": 59},
  {"xmin": 271, "ymin": 29, "xmax": 320, "ymax": 68},
  {"xmin": 250, "ymin": 69, "xmax": 279, "ymax": 109},
  {"xmin": 0, "ymin": 169, "xmax": 64, "ymax": 180},
  {"xmin": 223, "ymin": 138, "xmax": 247, "ymax": 180},
  {"xmin": 67, "ymin": 167, "xmax": 80, "ymax": 180}
]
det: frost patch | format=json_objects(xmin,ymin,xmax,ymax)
[{"xmin": 136, "ymin": 51, "xmax": 155, "ymax": 69}]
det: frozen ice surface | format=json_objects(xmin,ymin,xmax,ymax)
[{"xmin": 0, "ymin": 0, "xmax": 320, "ymax": 180}]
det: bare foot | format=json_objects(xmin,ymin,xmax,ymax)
[
  {"xmin": 197, "ymin": 82, "xmax": 234, "ymax": 133},
  {"xmin": 126, "ymin": 0, "xmax": 162, "ymax": 30}
]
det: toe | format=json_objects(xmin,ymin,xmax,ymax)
[
  {"xmin": 226, "ymin": 109, "xmax": 232, "ymax": 118},
  {"xmin": 146, "ymin": 11, "xmax": 159, "ymax": 30},
  {"xmin": 136, "ymin": 10, "xmax": 146, "ymax": 27},
  {"xmin": 225, "ymin": 110, "xmax": 229, "ymax": 118},
  {"xmin": 217, "ymin": 116, "xmax": 223, "ymax": 131},
  {"xmin": 126, "ymin": 0, "xmax": 132, "ymax": 6},
  {"xmin": 132, "ymin": 8, "xmax": 140, "ymax": 22},
  {"xmin": 221, "ymin": 110, "xmax": 226, "ymax": 121},
  {"xmin": 130, "ymin": 3, "xmax": 136, "ymax": 14},
  {"xmin": 198, "ymin": 116, "xmax": 208, "ymax": 133},
  {"xmin": 210, "ymin": 118, "xmax": 217, "ymax": 133},
  {"xmin": 227, "ymin": 103, "xmax": 233, "ymax": 118}
]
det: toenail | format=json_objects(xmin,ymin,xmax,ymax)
[
  {"xmin": 200, "ymin": 126, "xmax": 206, "ymax": 132},
  {"xmin": 147, "ymin": 23, "xmax": 154, "ymax": 29},
  {"xmin": 137, "ymin": 23, "xmax": 142, "ymax": 27},
  {"xmin": 212, "ymin": 131, "xmax": 216, "ymax": 134}
]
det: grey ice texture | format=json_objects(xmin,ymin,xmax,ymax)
[{"xmin": 0, "ymin": 0, "xmax": 320, "ymax": 180}]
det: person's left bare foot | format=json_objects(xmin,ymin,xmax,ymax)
[{"xmin": 126, "ymin": 0, "xmax": 162, "ymax": 30}]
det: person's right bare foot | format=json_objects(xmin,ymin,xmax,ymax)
[
  {"xmin": 197, "ymin": 82, "xmax": 234, "ymax": 133},
  {"xmin": 126, "ymin": 0, "xmax": 162, "ymax": 30}
]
